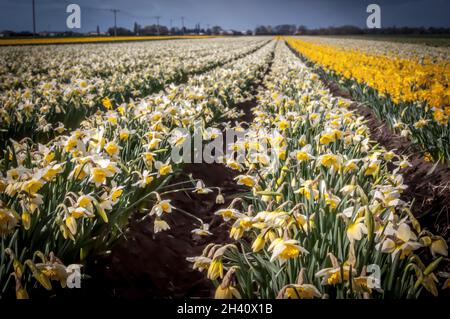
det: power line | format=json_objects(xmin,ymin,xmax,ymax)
[
  {"xmin": 119, "ymin": 10, "xmax": 154, "ymax": 21},
  {"xmin": 25, "ymin": 3, "xmax": 172, "ymax": 35},
  {"xmin": 30, "ymin": 4, "xmax": 193, "ymax": 36},
  {"xmin": 85, "ymin": 7, "xmax": 169, "ymax": 36}
]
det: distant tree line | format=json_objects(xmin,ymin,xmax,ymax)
[
  {"xmin": 0, "ymin": 24, "xmax": 240, "ymax": 37},
  {"xmin": 255, "ymin": 24, "xmax": 450, "ymax": 35},
  {"xmin": 2, "ymin": 24, "xmax": 449, "ymax": 37},
  {"xmin": 107, "ymin": 23, "xmax": 243, "ymax": 36},
  {"xmin": 96, "ymin": 23, "xmax": 252, "ymax": 36}
]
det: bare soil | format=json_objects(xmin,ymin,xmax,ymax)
[{"xmin": 84, "ymin": 163, "xmax": 246, "ymax": 298}]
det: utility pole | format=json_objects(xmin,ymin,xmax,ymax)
[
  {"xmin": 181, "ymin": 16, "xmax": 185, "ymax": 35},
  {"xmin": 170, "ymin": 18, "xmax": 173, "ymax": 34},
  {"xmin": 32, "ymin": 0, "xmax": 36, "ymax": 35},
  {"xmin": 110, "ymin": 9, "xmax": 119, "ymax": 36},
  {"xmin": 154, "ymin": 16, "xmax": 161, "ymax": 35}
]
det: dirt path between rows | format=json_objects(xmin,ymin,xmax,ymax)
[
  {"xmin": 74, "ymin": 48, "xmax": 275, "ymax": 299},
  {"xmin": 83, "ymin": 163, "xmax": 246, "ymax": 298}
]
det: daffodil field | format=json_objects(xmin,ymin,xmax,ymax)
[
  {"xmin": 0, "ymin": 38, "xmax": 266, "ymax": 145},
  {"xmin": 286, "ymin": 37, "xmax": 450, "ymax": 163},
  {"xmin": 0, "ymin": 37, "xmax": 274, "ymax": 298},
  {"xmin": 0, "ymin": 37, "xmax": 448, "ymax": 300},
  {"xmin": 194, "ymin": 41, "xmax": 448, "ymax": 299}
]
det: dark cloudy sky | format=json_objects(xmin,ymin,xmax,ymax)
[{"xmin": 1, "ymin": 0, "xmax": 449, "ymax": 32}]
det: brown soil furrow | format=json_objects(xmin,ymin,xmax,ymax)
[{"xmin": 89, "ymin": 163, "xmax": 246, "ymax": 298}]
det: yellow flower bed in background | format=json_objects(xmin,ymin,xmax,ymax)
[
  {"xmin": 0, "ymin": 35, "xmax": 218, "ymax": 46},
  {"xmin": 287, "ymin": 38, "xmax": 449, "ymax": 121}
]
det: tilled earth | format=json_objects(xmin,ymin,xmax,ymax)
[{"xmin": 84, "ymin": 163, "xmax": 246, "ymax": 298}]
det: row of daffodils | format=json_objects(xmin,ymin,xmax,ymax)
[
  {"xmin": 0, "ymin": 39, "xmax": 275, "ymax": 298},
  {"xmin": 191, "ymin": 41, "xmax": 448, "ymax": 299},
  {"xmin": 0, "ymin": 38, "xmax": 267, "ymax": 146},
  {"xmin": 286, "ymin": 37, "xmax": 450, "ymax": 163},
  {"xmin": 0, "ymin": 35, "xmax": 218, "ymax": 46}
]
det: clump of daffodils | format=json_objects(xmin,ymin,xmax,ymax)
[{"xmin": 287, "ymin": 37, "xmax": 450, "ymax": 163}]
